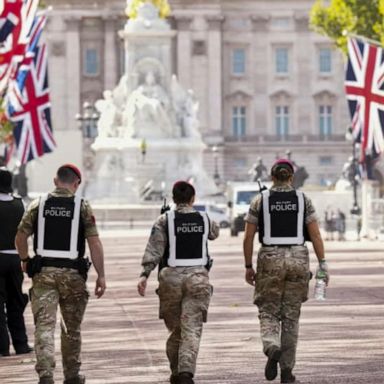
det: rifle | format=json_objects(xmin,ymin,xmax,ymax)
[
  {"xmin": 160, "ymin": 198, "xmax": 170, "ymax": 214},
  {"xmin": 257, "ymin": 179, "xmax": 268, "ymax": 192}
]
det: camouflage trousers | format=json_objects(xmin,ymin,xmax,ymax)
[
  {"xmin": 254, "ymin": 245, "xmax": 310, "ymax": 371},
  {"xmin": 30, "ymin": 267, "xmax": 89, "ymax": 381},
  {"xmin": 158, "ymin": 267, "xmax": 212, "ymax": 376}
]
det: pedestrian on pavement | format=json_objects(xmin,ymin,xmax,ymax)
[
  {"xmin": 15, "ymin": 164, "xmax": 106, "ymax": 384},
  {"xmin": 0, "ymin": 167, "xmax": 33, "ymax": 357},
  {"xmin": 137, "ymin": 181, "xmax": 219, "ymax": 384},
  {"xmin": 336, "ymin": 209, "xmax": 346, "ymax": 241},
  {"xmin": 243, "ymin": 159, "xmax": 329, "ymax": 383}
]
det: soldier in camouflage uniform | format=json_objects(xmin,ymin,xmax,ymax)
[
  {"xmin": 15, "ymin": 164, "xmax": 106, "ymax": 384},
  {"xmin": 137, "ymin": 181, "xmax": 219, "ymax": 384},
  {"xmin": 243, "ymin": 159, "xmax": 329, "ymax": 384}
]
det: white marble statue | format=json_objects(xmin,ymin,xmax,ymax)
[
  {"xmin": 95, "ymin": 90, "xmax": 121, "ymax": 138},
  {"xmin": 183, "ymin": 89, "xmax": 201, "ymax": 139},
  {"xmin": 88, "ymin": 0, "xmax": 218, "ymax": 202},
  {"xmin": 123, "ymin": 70, "xmax": 174, "ymax": 138},
  {"xmin": 171, "ymin": 75, "xmax": 201, "ymax": 138}
]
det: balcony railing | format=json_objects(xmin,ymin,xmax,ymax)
[{"xmin": 224, "ymin": 134, "xmax": 347, "ymax": 143}]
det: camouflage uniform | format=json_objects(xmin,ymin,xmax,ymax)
[
  {"xmin": 141, "ymin": 204, "xmax": 219, "ymax": 376},
  {"xmin": 18, "ymin": 188, "xmax": 98, "ymax": 382},
  {"xmin": 245, "ymin": 184, "xmax": 317, "ymax": 372}
]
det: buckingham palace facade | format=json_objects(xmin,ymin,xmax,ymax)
[{"xmin": 43, "ymin": 0, "xmax": 352, "ymax": 187}]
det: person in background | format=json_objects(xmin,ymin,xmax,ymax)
[{"xmin": 0, "ymin": 167, "xmax": 32, "ymax": 357}]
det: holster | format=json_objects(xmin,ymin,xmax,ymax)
[
  {"xmin": 77, "ymin": 257, "xmax": 92, "ymax": 281},
  {"xmin": 26, "ymin": 255, "xmax": 43, "ymax": 278},
  {"xmin": 205, "ymin": 258, "xmax": 213, "ymax": 272}
]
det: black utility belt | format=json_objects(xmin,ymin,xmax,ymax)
[
  {"xmin": 261, "ymin": 243, "xmax": 305, "ymax": 247},
  {"xmin": 41, "ymin": 257, "xmax": 79, "ymax": 270}
]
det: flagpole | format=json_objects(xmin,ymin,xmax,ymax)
[
  {"xmin": 343, "ymin": 30, "xmax": 383, "ymax": 239},
  {"xmin": 343, "ymin": 30, "xmax": 383, "ymax": 47}
]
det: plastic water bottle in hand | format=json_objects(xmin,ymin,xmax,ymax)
[{"xmin": 314, "ymin": 269, "xmax": 327, "ymax": 300}]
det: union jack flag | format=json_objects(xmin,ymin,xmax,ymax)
[
  {"xmin": 6, "ymin": 42, "xmax": 56, "ymax": 163},
  {"xmin": 0, "ymin": 0, "xmax": 22, "ymax": 42},
  {"xmin": 345, "ymin": 37, "xmax": 384, "ymax": 161},
  {"xmin": 5, "ymin": 13, "xmax": 46, "ymax": 111},
  {"xmin": 0, "ymin": 0, "xmax": 38, "ymax": 93}
]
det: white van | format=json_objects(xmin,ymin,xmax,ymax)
[
  {"xmin": 227, "ymin": 181, "xmax": 271, "ymax": 236},
  {"xmin": 193, "ymin": 203, "xmax": 230, "ymax": 228}
]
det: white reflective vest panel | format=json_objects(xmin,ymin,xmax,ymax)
[
  {"xmin": 36, "ymin": 194, "xmax": 82, "ymax": 259},
  {"xmin": 261, "ymin": 189, "xmax": 305, "ymax": 245},
  {"xmin": 167, "ymin": 210, "xmax": 209, "ymax": 267}
]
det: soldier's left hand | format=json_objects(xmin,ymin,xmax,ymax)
[
  {"xmin": 95, "ymin": 276, "xmax": 106, "ymax": 298},
  {"xmin": 137, "ymin": 276, "xmax": 147, "ymax": 296},
  {"xmin": 245, "ymin": 267, "xmax": 256, "ymax": 286}
]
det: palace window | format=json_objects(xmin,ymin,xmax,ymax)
[
  {"xmin": 232, "ymin": 48, "xmax": 246, "ymax": 75},
  {"xmin": 275, "ymin": 47, "xmax": 288, "ymax": 74},
  {"xmin": 232, "ymin": 106, "xmax": 246, "ymax": 137},
  {"xmin": 319, "ymin": 105, "xmax": 333, "ymax": 137},
  {"xmin": 275, "ymin": 105, "xmax": 289, "ymax": 137},
  {"xmin": 319, "ymin": 48, "xmax": 332, "ymax": 73},
  {"xmin": 84, "ymin": 48, "xmax": 99, "ymax": 76}
]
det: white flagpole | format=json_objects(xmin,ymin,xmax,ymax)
[{"xmin": 343, "ymin": 30, "xmax": 383, "ymax": 47}]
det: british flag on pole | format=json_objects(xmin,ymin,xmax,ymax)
[
  {"xmin": 5, "ymin": 13, "xmax": 47, "ymax": 111},
  {"xmin": 0, "ymin": 0, "xmax": 38, "ymax": 93},
  {"xmin": 345, "ymin": 37, "xmax": 384, "ymax": 161},
  {"xmin": 0, "ymin": 0, "xmax": 22, "ymax": 43},
  {"xmin": 6, "ymin": 41, "xmax": 56, "ymax": 163}
]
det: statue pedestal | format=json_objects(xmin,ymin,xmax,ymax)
[{"xmin": 86, "ymin": 137, "xmax": 217, "ymax": 203}]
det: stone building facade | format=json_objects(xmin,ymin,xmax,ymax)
[{"xmin": 44, "ymin": 0, "xmax": 352, "ymax": 187}]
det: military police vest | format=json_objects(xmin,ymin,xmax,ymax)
[
  {"xmin": 166, "ymin": 210, "xmax": 209, "ymax": 267},
  {"xmin": 259, "ymin": 189, "xmax": 305, "ymax": 245},
  {"xmin": 35, "ymin": 194, "xmax": 84, "ymax": 260},
  {"xmin": 0, "ymin": 197, "xmax": 24, "ymax": 251}
]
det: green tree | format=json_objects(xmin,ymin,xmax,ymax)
[{"xmin": 310, "ymin": 0, "xmax": 384, "ymax": 54}]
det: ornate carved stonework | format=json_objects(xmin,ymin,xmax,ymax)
[
  {"xmin": 206, "ymin": 15, "xmax": 224, "ymax": 31},
  {"xmin": 250, "ymin": 14, "xmax": 270, "ymax": 32},
  {"xmin": 174, "ymin": 16, "xmax": 192, "ymax": 31},
  {"xmin": 294, "ymin": 13, "xmax": 309, "ymax": 32},
  {"xmin": 192, "ymin": 40, "xmax": 206, "ymax": 56},
  {"xmin": 50, "ymin": 41, "xmax": 66, "ymax": 57}
]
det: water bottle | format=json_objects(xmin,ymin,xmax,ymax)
[{"xmin": 314, "ymin": 270, "xmax": 327, "ymax": 300}]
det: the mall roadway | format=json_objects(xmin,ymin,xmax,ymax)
[{"xmin": 0, "ymin": 229, "xmax": 383, "ymax": 384}]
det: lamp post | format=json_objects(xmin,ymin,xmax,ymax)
[
  {"xmin": 75, "ymin": 101, "xmax": 100, "ymax": 187},
  {"xmin": 346, "ymin": 126, "xmax": 361, "ymax": 215},
  {"xmin": 212, "ymin": 145, "xmax": 220, "ymax": 185},
  {"xmin": 75, "ymin": 101, "xmax": 99, "ymax": 140}
]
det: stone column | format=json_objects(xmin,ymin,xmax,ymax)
[
  {"xmin": 64, "ymin": 17, "xmax": 81, "ymax": 132},
  {"xmin": 175, "ymin": 17, "xmax": 192, "ymax": 89},
  {"xmin": 104, "ymin": 17, "xmax": 118, "ymax": 90},
  {"xmin": 251, "ymin": 14, "xmax": 270, "ymax": 136},
  {"xmin": 294, "ymin": 13, "xmax": 311, "ymax": 136},
  {"xmin": 207, "ymin": 16, "xmax": 224, "ymax": 135}
]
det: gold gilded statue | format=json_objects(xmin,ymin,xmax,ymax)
[{"xmin": 126, "ymin": 0, "xmax": 171, "ymax": 19}]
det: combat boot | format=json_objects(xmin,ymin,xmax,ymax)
[
  {"xmin": 281, "ymin": 368, "xmax": 297, "ymax": 383},
  {"xmin": 63, "ymin": 375, "xmax": 85, "ymax": 384},
  {"xmin": 38, "ymin": 377, "xmax": 54, "ymax": 384},
  {"xmin": 15, "ymin": 344, "xmax": 34, "ymax": 355},
  {"xmin": 178, "ymin": 372, "xmax": 194, "ymax": 384},
  {"xmin": 265, "ymin": 345, "xmax": 282, "ymax": 381},
  {"xmin": 170, "ymin": 374, "xmax": 179, "ymax": 384}
]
